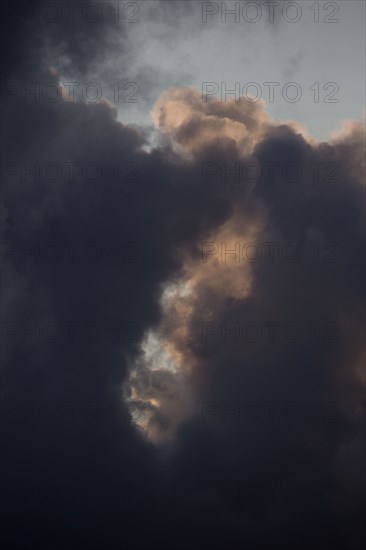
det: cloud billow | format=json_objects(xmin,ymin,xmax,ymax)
[{"xmin": 0, "ymin": 3, "xmax": 364, "ymax": 550}]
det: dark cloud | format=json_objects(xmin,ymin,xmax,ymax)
[{"xmin": 0, "ymin": 3, "xmax": 364, "ymax": 550}]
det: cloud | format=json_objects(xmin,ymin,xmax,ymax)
[
  {"xmin": 0, "ymin": 3, "xmax": 364, "ymax": 550},
  {"xmin": 151, "ymin": 86, "xmax": 273, "ymax": 156}
]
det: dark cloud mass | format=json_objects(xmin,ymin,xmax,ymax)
[{"xmin": 0, "ymin": 2, "xmax": 365, "ymax": 550}]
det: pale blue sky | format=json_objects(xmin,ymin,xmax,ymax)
[{"xmin": 60, "ymin": 0, "xmax": 365, "ymax": 141}]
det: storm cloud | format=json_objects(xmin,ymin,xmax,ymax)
[{"xmin": 0, "ymin": 2, "xmax": 365, "ymax": 550}]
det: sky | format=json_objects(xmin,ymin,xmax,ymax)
[
  {"xmin": 105, "ymin": 0, "xmax": 366, "ymax": 140},
  {"xmin": 0, "ymin": 1, "xmax": 365, "ymax": 550}
]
